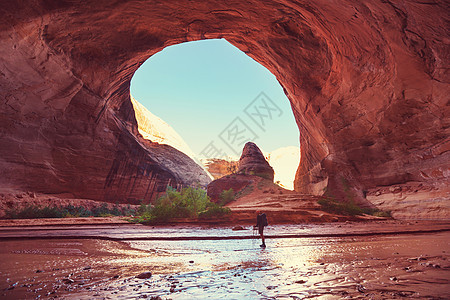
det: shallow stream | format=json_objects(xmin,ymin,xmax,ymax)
[{"xmin": 0, "ymin": 225, "xmax": 448, "ymax": 299}]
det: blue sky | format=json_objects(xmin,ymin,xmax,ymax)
[{"xmin": 130, "ymin": 39, "xmax": 299, "ymax": 158}]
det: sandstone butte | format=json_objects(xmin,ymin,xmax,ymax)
[
  {"xmin": 0, "ymin": 0, "xmax": 448, "ymax": 219},
  {"xmin": 207, "ymin": 142, "xmax": 274, "ymax": 202},
  {"xmin": 203, "ymin": 146, "xmax": 300, "ymax": 190},
  {"xmin": 238, "ymin": 142, "xmax": 275, "ymax": 181}
]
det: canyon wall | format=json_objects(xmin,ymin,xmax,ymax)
[
  {"xmin": 130, "ymin": 95, "xmax": 199, "ymax": 163},
  {"xmin": 0, "ymin": 0, "xmax": 448, "ymax": 217}
]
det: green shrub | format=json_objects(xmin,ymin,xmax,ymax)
[
  {"xmin": 255, "ymin": 173, "xmax": 272, "ymax": 180},
  {"xmin": 157, "ymin": 186, "xmax": 209, "ymax": 218},
  {"xmin": 318, "ymin": 198, "xmax": 364, "ymax": 216},
  {"xmin": 318, "ymin": 197, "xmax": 391, "ymax": 217},
  {"xmin": 5, "ymin": 205, "xmax": 61, "ymax": 219},
  {"xmin": 371, "ymin": 210, "xmax": 392, "ymax": 218},
  {"xmin": 138, "ymin": 202, "xmax": 152, "ymax": 215},
  {"xmin": 130, "ymin": 186, "xmax": 231, "ymax": 224},
  {"xmin": 219, "ymin": 188, "xmax": 234, "ymax": 206},
  {"xmin": 199, "ymin": 203, "xmax": 231, "ymax": 219},
  {"xmin": 129, "ymin": 211, "xmax": 156, "ymax": 224},
  {"xmin": 5, "ymin": 205, "xmax": 64, "ymax": 219}
]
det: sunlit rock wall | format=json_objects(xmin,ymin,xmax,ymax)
[
  {"xmin": 130, "ymin": 95, "xmax": 213, "ymax": 181},
  {"xmin": 130, "ymin": 95, "xmax": 196, "ymax": 161}
]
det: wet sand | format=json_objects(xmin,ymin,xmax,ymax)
[{"xmin": 0, "ymin": 223, "xmax": 449, "ymax": 299}]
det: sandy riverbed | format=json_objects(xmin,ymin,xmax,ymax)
[{"xmin": 0, "ymin": 222, "xmax": 449, "ymax": 299}]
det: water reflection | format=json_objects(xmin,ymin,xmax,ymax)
[
  {"xmin": 0, "ymin": 231, "xmax": 448, "ymax": 299},
  {"xmin": 96, "ymin": 238, "xmax": 332, "ymax": 299},
  {"xmin": 121, "ymin": 234, "xmax": 449, "ymax": 299}
]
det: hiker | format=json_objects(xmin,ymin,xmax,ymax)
[{"xmin": 255, "ymin": 211, "xmax": 268, "ymax": 248}]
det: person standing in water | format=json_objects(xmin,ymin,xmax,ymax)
[{"xmin": 255, "ymin": 211, "xmax": 268, "ymax": 248}]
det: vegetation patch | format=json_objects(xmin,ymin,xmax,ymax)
[
  {"xmin": 318, "ymin": 197, "xmax": 391, "ymax": 217},
  {"xmin": 318, "ymin": 198, "xmax": 363, "ymax": 216},
  {"xmin": 369, "ymin": 210, "xmax": 392, "ymax": 218},
  {"xmin": 129, "ymin": 186, "xmax": 231, "ymax": 224},
  {"xmin": 198, "ymin": 204, "xmax": 231, "ymax": 219},
  {"xmin": 219, "ymin": 188, "xmax": 235, "ymax": 206},
  {"xmin": 319, "ymin": 178, "xmax": 392, "ymax": 217},
  {"xmin": 4, "ymin": 203, "xmax": 135, "ymax": 219}
]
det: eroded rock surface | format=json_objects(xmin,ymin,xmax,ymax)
[
  {"xmin": 130, "ymin": 95, "xmax": 199, "ymax": 163},
  {"xmin": 0, "ymin": 1, "xmax": 448, "ymax": 217},
  {"xmin": 208, "ymin": 142, "xmax": 274, "ymax": 202},
  {"xmin": 238, "ymin": 142, "xmax": 274, "ymax": 181},
  {"xmin": 207, "ymin": 174, "xmax": 254, "ymax": 203},
  {"xmin": 204, "ymin": 147, "xmax": 299, "ymax": 190}
]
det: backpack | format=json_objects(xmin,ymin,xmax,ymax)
[{"xmin": 261, "ymin": 213, "xmax": 268, "ymax": 227}]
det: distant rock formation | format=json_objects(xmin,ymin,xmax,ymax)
[
  {"xmin": 207, "ymin": 142, "xmax": 274, "ymax": 202},
  {"xmin": 203, "ymin": 158, "xmax": 238, "ymax": 180},
  {"xmin": 238, "ymin": 142, "xmax": 274, "ymax": 182},
  {"xmin": 203, "ymin": 146, "xmax": 300, "ymax": 190}
]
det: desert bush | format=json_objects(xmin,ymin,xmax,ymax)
[
  {"xmin": 152, "ymin": 186, "xmax": 208, "ymax": 220},
  {"xmin": 235, "ymin": 184, "xmax": 254, "ymax": 199},
  {"xmin": 219, "ymin": 188, "xmax": 235, "ymax": 206},
  {"xmin": 5, "ymin": 205, "xmax": 64, "ymax": 219},
  {"xmin": 371, "ymin": 210, "xmax": 392, "ymax": 218},
  {"xmin": 4, "ymin": 203, "xmax": 136, "ymax": 219},
  {"xmin": 318, "ymin": 197, "xmax": 391, "ymax": 217},
  {"xmin": 130, "ymin": 186, "xmax": 231, "ymax": 224},
  {"xmin": 198, "ymin": 203, "xmax": 231, "ymax": 219},
  {"xmin": 318, "ymin": 198, "xmax": 364, "ymax": 216}
]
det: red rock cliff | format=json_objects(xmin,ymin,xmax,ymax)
[{"xmin": 0, "ymin": 1, "xmax": 448, "ymax": 216}]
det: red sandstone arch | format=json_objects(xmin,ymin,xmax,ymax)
[{"xmin": 0, "ymin": 1, "xmax": 448, "ymax": 215}]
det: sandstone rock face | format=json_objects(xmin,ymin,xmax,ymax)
[
  {"xmin": 207, "ymin": 142, "xmax": 274, "ymax": 202},
  {"xmin": 238, "ymin": 142, "xmax": 274, "ymax": 181},
  {"xmin": 130, "ymin": 95, "xmax": 197, "ymax": 162},
  {"xmin": 207, "ymin": 174, "xmax": 254, "ymax": 203},
  {"xmin": 204, "ymin": 147, "xmax": 300, "ymax": 190},
  {"xmin": 131, "ymin": 95, "xmax": 213, "ymax": 183},
  {"xmin": 0, "ymin": 1, "xmax": 448, "ymax": 217}
]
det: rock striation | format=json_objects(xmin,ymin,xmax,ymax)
[
  {"xmin": 238, "ymin": 142, "xmax": 274, "ymax": 181},
  {"xmin": 130, "ymin": 95, "xmax": 198, "ymax": 162},
  {"xmin": 207, "ymin": 142, "xmax": 274, "ymax": 202},
  {"xmin": 207, "ymin": 174, "xmax": 254, "ymax": 204},
  {"xmin": 0, "ymin": 1, "xmax": 448, "ymax": 217},
  {"xmin": 203, "ymin": 146, "xmax": 300, "ymax": 190}
]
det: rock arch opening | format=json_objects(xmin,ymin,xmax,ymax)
[
  {"xmin": 0, "ymin": 1, "xmax": 448, "ymax": 218},
  {"xmin": 129, "ymin": 39, "xmax": 300, "ymax": 189}
]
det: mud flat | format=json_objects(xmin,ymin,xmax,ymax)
[{"xmin": 0, "ymin": 221, "xmax": 449, "ymax": 299}]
